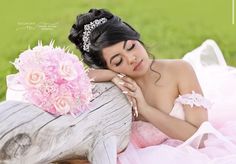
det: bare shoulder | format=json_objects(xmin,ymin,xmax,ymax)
[
  {"xmin": 168, "ymin": 59, "xmax": 193, "ymax": 74},
  {"xmin": 156, "ymin": 59, "xmax": 202, "ymax": 94},
  {"xmin": 152, "ymin": 59, "xmax": 178, "ymax": 81},
  {"xmin": 169, "ymin": 59, "xmax": 202, "ymax": 94},
  {"xmin": 153, "ymin": 59, "xmax": 187, "ymax": 71},
  {"xmin": 165, "ymin": 60, "xmax": 194, "ymax": 80},
  {"xmin": 166, "ymin": 61, "xmax": 207, "ymax": 127},
  {"xmin": 157, "ymin": 59, "xmax": 193, "ymax": 79},
  {"xmin": 152, "ymin": 59, "xmax": 185, "ymax": 80}
]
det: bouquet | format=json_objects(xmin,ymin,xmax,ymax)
[{"xmin": 12, "ymin": 41, "xmax": 93, "ymax": 116}]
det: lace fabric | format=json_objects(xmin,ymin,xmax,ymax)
[{"xmin": 175, "ymin": 91, "xmax": 212, "ymax": 110}]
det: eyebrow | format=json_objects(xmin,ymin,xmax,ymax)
[
  {"xmin": 123, "ymin": 40, "xmax": 127, "ymax": 49},
  {"xmin": 109, "ymin": 41, "xmax": 127, "ymax": 64}
]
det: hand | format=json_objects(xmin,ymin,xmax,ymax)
[
  {"xmin": 112, "ymin": 75, "xmax": 138, "ymax": 117},
  {"xmin": 112, "ymin": 74, "xmax": 148, "ymax": 117}
]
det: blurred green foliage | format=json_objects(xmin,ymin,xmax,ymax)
[{"xmin": 0, "ymin": 0, "xmax": 235, "ymax": 100}]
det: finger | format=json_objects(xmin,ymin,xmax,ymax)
[
  {"xmin": 112, "ymin": 76, "xmax": 125, "ymax": 90},
  {"xmin": 115, "ymin": 75, "xmax": 138, "ymax": 91},
  {"xmin": 121, "ymin": 76, "xmax": 133, "ymax": 83},
  {"xmin": 119, "ymin": 81, "xmax": 136, "ymax": 92},
  {"xmin": 112, "ymin": 78, "xmax": 133, "ymax": 103},
  {"xmin": 126, "ymin": 95, "xmax": 133, "ymax": 107},
  {"xmin": 117, "ymin": 73, "xmax": 126, "ymax": 78},
  {"xmin": 122, "ymin": 90, "xmax": 137, "ymax": 98},
  {"xmin": 121, "ymin": 76, "xmax": 138, "ymax": 87},
  {"xmin": 132, "ymin": 97, "xmax": 138, "ymax": 117},
  {"xmin": 116, "ymin": 74, "xmax": 133, "ymax": 84},
  {"xmin": 126, "ymin": 83, "xmax": 136, "ymax": 92},
  {"xmin": 120, "ymin": 90, "xmax": 136, "ymax": 111},
  {"xmin": 113, "ymin": 76, "xmax": 137, "ymax": 94},
  {"xmin": 111, "ymin": 76, "xmax": 120, "ymax": 84}
]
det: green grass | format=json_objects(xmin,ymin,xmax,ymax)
[{"xmin": 0, "ymin": 0, "xmax": 235, "ymax": 100}]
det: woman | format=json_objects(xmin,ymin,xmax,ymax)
[{"xmin": 69, "ymin": 9, "xmax": 236, "ymax": 163}]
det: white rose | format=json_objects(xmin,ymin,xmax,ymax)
[
  {"xmin": 59, "ymin": 61, "xmax": 77, "ymax": 81},
  {"xmin": 54, "ymin": 96, "xmax": 72, "ymax": 114},
  {"xmin": 25, "ymin": 70, "xmax": 45, "ymax": 87}
]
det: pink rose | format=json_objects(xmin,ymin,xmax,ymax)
[
  {"xmin": 25, "ymin": 70, "xmax": 45, "ymax": 87},
  {"xmin": 53, "ymin": 96, "xmax": 72, "ymax": 114},
  {"xmin": 59, "ymin": 61, "xmax": 77, "ymax": 81}
]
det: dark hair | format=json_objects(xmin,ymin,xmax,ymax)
[{"xmin": 68, "ymin": 8, "xmax": 141, "ymax": 68}]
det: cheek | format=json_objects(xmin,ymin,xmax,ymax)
[
  {"xmin": 113, "ymin": 66, "xmax": 125, "ymax": 72},
  {"xmin": 107, "ymin": 64, "xmax": 120, "ymax": 73},
  {"xmin": 139, "ymin": 48, "xmax": 148, "ymax": 57},
  {"xmin": 136, "ymin": 44, "xmax": 148, "ymax": 56}
]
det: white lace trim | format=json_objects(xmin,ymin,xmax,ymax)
[{"xmin": 175, "ymin": 91, "xmax": 212, "ymax": 110}]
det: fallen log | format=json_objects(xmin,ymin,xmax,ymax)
[{"xmin": 0, "ymin": 82, "xmax": 132, "ymax": 164}]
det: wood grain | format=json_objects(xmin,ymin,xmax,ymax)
[{"xmin": 0, "ymin": 82, "xmax": 132, "ymax": 164}]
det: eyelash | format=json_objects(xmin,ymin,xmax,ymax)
[
  {"xmin": 115, "ymin": 59, "xmax": 123, "ymax": 66},
  {"xmin": 115, "ymin": 43, "xmax": 135, "ymax": 66},
  {"xmin": 127, "ymin": 43, "xmax": 135, "ymax": 51}
]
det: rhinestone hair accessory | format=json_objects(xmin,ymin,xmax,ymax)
[{"xmin": 82, "ymin": 17, "xmax": 107, "ymax": 52}]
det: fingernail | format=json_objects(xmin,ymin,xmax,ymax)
[
  {"xmin": 129, "ymin": 101, "xmax": 133, "ymax": 106},
  {"xmin": 117, "ymin": 73, "xmax": 125, "ymax": 78},
  {"xmin": 90, "ymin": 78, "xmax": 95, "ymax": 82},
  {"xmin": 122, "ymin": 91, "xmax": 128, "ymax": 94},
  {"xmin": 118, "ymin": 81, "xmax": 124, "ymax": 85},
  {"xmin": 133, "ymin": 107, "xmax": 138, "ymax": 117}
]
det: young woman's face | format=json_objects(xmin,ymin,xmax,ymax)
[{"xmin": 102, "ymin": 40, "xmax": 151, "ymax": 78}]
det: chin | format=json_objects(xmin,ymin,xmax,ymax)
[{"xmin": 131, "ymin": 68, "xmax": 149, "ymax": 78}]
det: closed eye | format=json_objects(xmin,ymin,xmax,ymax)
[
  {"xmin": 127, "ymin": 43, "xmax": 135, "ymax": 51},
  {"xmin": 115, "ymin": 58, "xmax": 123, "ymax": 66},
  {"xmin": 114, "ymin": 43, "xmax": 135, "ymax": 66}
]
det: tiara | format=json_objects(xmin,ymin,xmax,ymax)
[{"xmin": 82, "ymin": 17, "xmax": 107, "ymax": 52}]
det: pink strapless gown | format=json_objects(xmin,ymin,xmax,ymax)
[{"xmin": 118, "ymin": 40, "xmax": 236, "ymax": 164}]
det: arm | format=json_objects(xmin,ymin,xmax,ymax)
[
  {"xmin": 88, "ymin": 69, "xmax": 138, "ymax": 114},
  {"xmin": 139, "ymin": 105, "xmax": 198, "ymax": 141},
  {"xmin": 140, "ymin": 60, "xmax": 207, "ymax": 141},
  {"xmin": 115, "ymin": 76, "xmax": 197, "ymax": 141},
  {"xmin": 177, "ymin": 60, "xmax": 208, "ymax": 128},
  {"xmin": 87, "ymin": 68, "xmax": 117, "ymax": 82},
  {"xmin": 118, "ymin": 60, "xmax": 208, "ymax": 141}
]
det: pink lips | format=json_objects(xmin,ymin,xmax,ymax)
[{"xmin": 133, "ymin": 59, "xmax": 143, "ymax": 71}]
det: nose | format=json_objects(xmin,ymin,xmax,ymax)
[{"xmin": 126, "ymin": 54, "xmax": 137, "ymax": 65}]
